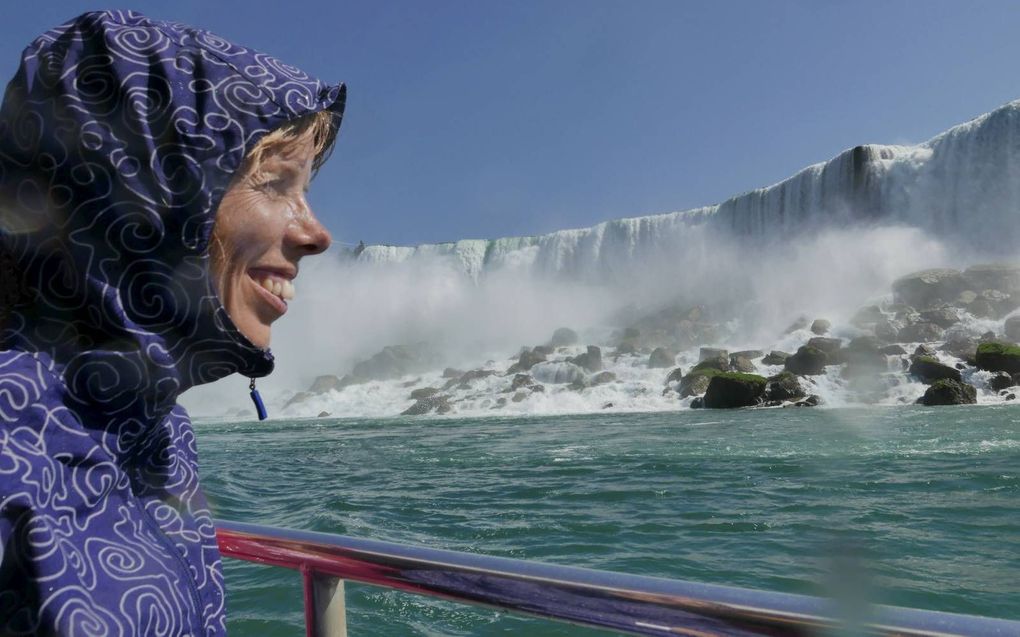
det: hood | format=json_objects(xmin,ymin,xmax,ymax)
[{"xmin": 0, "ymin": 10, "xmax": 345, "ymax": 411}]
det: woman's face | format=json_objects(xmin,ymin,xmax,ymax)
[{"xmin": 211, "ymin": 134, "xmax": 331, "ymax": 348}]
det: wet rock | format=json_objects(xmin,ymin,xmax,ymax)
[
  {"xmin": 848, "ymin": 335, "xmax": 882, "ymax": 352},
  {"xmin": 548, "ymin": 327, "xmax": 579, "ymax": 347},
  {"xmin": 508, "ymin": 348, "xmax": 547, "ymax": 374},
  {"xmin": 689, "ymin": 396, "xmax": 705, "ymax": 409},
  {"xmin": 531, "ymin": 384, "xmax": 546, "ymax": 393},
  {"xmin": 679, "ymin": 369, "xmax": 720, "ymax": 397},
  {"xmin": 764, "ymin": 371, "xmax": 805, "ymax": 402},
  {"xmin": 810, "ymin": 319, "xmax": 831, "ymax": 335},
  {"xmin": 317, "ymin": 411, "xmax": 331, "ymax": 418},
  {"xmin": 908, "ymin": 356, "xmax": 962, "ymax": 383},
  {"xmin": 692, "ymin": 354, "xmax": 729, "ymax": 372},
  {"xmin": 602, "ymin": 402, "xmax": 615, "ymax": 409},
  {"xmin": 880, "ymin": 344, "xmax": 907, "ymax": 355},
  {"xmin": 442, "ymin": 367, "xmax": 464, "ymax": 379},
  {"xmin": 570, "ymin": 346, "xmax": 603, "ymax": 373},
  {"xmin": 511, "ymin": 391, "xmax": 529, "ymax": 403},
  {"xmin": 531, "ymin": 361, "xmax": 586, "ymax": 385},
  {"xmin": 792, "ymin": 395, "xmax": 822, "ymax": 407},
  {"xmin": 729, "ymin": 355, "xmax": 756, "ymax": 373},
  {"xmin": 897, "ymin": 321, "xmax": 944, "ymax": 343},
  {"xmin": 919, "ymin": 307, "xmax": 960, "ymax": 329},
  {"xmin": 874, "ymin": 318, "xmax": 900, "ymax": 342},
  {"xmin": 703, "ymin": 372, "xmax": 767, "ymax": 408},
  {"xmin": 761, "ymin": 350, "xmax": 791, "ymax": 366},
  {"xmin": 784, "ymin": 316, "xmax": 809, "ymax": 334},
  {"xmin": 664, "ymin": 367, "xmax": 685, "ymax": 385},
  {"xmin": 283, "ymin": 392, "xmax": 312, "ymax": 408},
  {"xmin": 509, "ymin": 374, "xmax": 534, "ymax": 392},
  {"xmin": 732, "ymin": 350, "xmax": 765, "ymax": 360},
  {"xmin": 975, "ymin": 342, "xmax": 1020, "ymax": 374},
  {"xmin": 892, "ymin": 269, "xmax": 967, "ymax": 309},
  {"xmin": 807, "ymin": 337, "xmax": 842, "ymax": 354},
  {"xmin": 402, "ymin": 394, "xmax": 452, "ymax": 415},
  {"xmin": 457, "ymin": 369, "xmax": 497, "ymax": 388},
  {"xmin": 939, "ymin": 334, "xmax": 978, "ymax": 361},
  {"xmin": 914, "ymin": 344, "xmax": 937, "ymax": 357},
  {"xmin": 963, "ymin": 263, "xmax": 1020, "ymax": 296},
  {"xmin": 615, "ymin": 342, "xmax": 638, "ymax": 356},
  {"xmin": 851, "ymin": 305, "xmax": 885, "ymax": 326},
  {"xmin": 409, "ymin": 386, "xmax": 440, "ymax": 400},
  {"xmin": 308, "ymin": 374, "xmax": 347, "ymax": 394},
  {"xmin": 981, "ymin": 331, "xmax": 997, "ymax": 342},
  {"xmin": 495, "ymin": 397, "xmax": 507, "ymax": 407},
  {"xmin": 648, "ymin": 347, "xmax": 677, "ymax": 369},
  {"xmin": 352, "ymin": 343, "xmax": 442, "ymax": 382},
  {"xmin": 785, "ymin": 346, "xmax": 828, "ymax": 376},
  {"xmin": 1005, "ymin": 316, "xmax": 1020, "ymax": 342},
  {"xmin": 843, "ymin": 343, "xmax": 888, "ymax": 377},
  {"xmin": 699, "ymin": 347, "xmax": 729, "ymax": 361},
  {"xmin": 590, "ymin": 371, "xmax": 617, "ymax": 385},
  {"xmin": 916, "ymin": 379, "xmax": 977, "ymax": 406},
  {"xmin": 1006, "ymin": 393, "xmax": 1017, "ymax": 401},
  {"xmin": 989, "ymin": 372, "xmax": 1015, "ymax": 392}
]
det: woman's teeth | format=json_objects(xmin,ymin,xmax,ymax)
[{"xmin": 258, "ymin": 277, "xmax": 295, "ymax": 301}]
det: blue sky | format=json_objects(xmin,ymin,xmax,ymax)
[{"xmin": 4, "ymin": 2, "xmax": 1020, "ymax": 247}]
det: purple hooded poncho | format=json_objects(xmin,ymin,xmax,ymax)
[{"xmin": 0, "ymin": 10, "xmax": 344, "ymax": 635}]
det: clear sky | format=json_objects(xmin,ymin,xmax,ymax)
[{"xmin": 3, "ymin": 1, "xmax": 1020, "ymax": 247}]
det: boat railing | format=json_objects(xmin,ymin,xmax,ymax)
[{"xmin": 215, "ymin": 520, "xmax": 1020, "ymax": 637}]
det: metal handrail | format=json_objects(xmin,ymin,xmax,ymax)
[{"xmin": 216, "ymin": 520, "xmax": 1020, "ymax": 637}]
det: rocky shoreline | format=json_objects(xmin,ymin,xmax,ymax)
[{"xmin": 286, "ymin": 263, "xmax": 1020, "ymax": 417}]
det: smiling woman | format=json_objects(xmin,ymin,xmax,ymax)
[
  {"xmin": 0, "ymin": 10, "xmax": 344, "ymax": 636},
  {"xmin": 211, "ymin": 111, "xmax": 337, "ymax": 348}
]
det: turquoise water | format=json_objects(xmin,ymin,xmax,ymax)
[{"xmin": 197, "ymin": 406, "xmax": 1020, "ymax": 635}]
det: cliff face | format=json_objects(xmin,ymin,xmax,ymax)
[{"xmin": 353, "ymin": 100, "xmax": 1020, "ymax": 281}]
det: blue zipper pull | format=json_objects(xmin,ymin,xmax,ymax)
[{"xmin": 249, "ymin": 378, "xmax": 268, "ymax": 421}]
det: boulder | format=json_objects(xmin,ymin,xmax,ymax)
[
  {"xmin": 892, "ymin": 269, "xmax": 967, "ymax": 309},
  {"xmin": 317, "ymin": 411, "xmax": 331, "ymax": 418},
  {"xmin": 548, "ymin": 327, "xmax": 579, "ymax": 347},
  {"xmin": 530, "ymin": 361, "xmax": 587, "ymax": 385},
  {"xmin": 761, "ymin": 350, "xmax": 791, "ymax": 366},
  {"xmin": 963, "ymin": 263, "xmax": 1020, "ymax": 296},
  {"xmin": 989, "ymin": 372, "xmax": 1015, "ymax": 392},
  {"xmin": 648, "ymin": 347, "xmax": 677, "ymax": 369},
  {"xmin": 457, "ymin": 369, "xmax": 497, "ymax": 387},
  {"xmin": 509, "ymin": 374, "xmax": 534, "ymax": 391},
  {"xmin": 874, "ymin": 318, "xmax": 900, "ymax": 342},
  {"xmin": 807, "ymin": 337, "xmax": 842, "ymax": 353},
  {"xmin": 880, "ymin": 344, "xmax": 907, "ymax": 355},
  {"xmin": 848, "ymin": 335, "xmax": 882, "ymax": 352},
  {"xmin": 851, "ymin": 305, "xmax": 885, "ymax": 326},
  {"xmin": 570, "ymin": 346, "xmax": 603, "ymax": 372},
  {"xmin": 402, "ymin": 394, "xmax": 452, "ymax": 415},
  {"xmin": 897, "ymin": 321, "xmax": 944, "ymax": 343},
  {"xmin": 784, "ymin": 346, "xmax": 828, "ymax": 376},
  {"xmin": 975, "ymin": 342, "xmax": 1020, "ymax": 374},
  {"xmin": 939, "ymin": 334, "xmax": 978, "ymax": 361},
  {"xmin": 409, "ymin": 386, "xmax": 440, "ymax": 400},
  {"xmin": 916, "ymin": 379, "xmax": 977, "ymax": 406},
  {"xmin": 442, "ymin": 367, "xmax": 464, "ymax": 378},
  {"xmin": 699, "ymin": 347, "xmax": 729, "ymax": 361},
  {"xmin": 908, "ymin": 356, "xmax": 962, "ymax": 384},
  {"xmin": 703, "ymin": 372, "xmax": 768, "ymax": 408},
  {"xmin": 784, "ymin": 316, "xmax": 809, "ymax": 334},
  {"xmin": 810, "ymin": 319, "xmax": 831, "ymax": 335},
  {"xmin": 689, "ymin": 396, "xmax": 705, "ymax": 409},
  {"xmin": 615, "ymin": 342, "xmax": 638, "ymax": 356},
  {"xmin": 793, "ymin": 395, "xmax": 822, "ymax": 407},
  {"xmin": 590, "ymin": 371, "xmax": 617, "ymax": 386},
  {"xmin": 692, "ymin": 354, "xmax": 729, "ymax": 372},
  {"xmin": 508, "ymin": 348, "xmax": 547, "ymax": 374},
  {"xmin": 664, "ymin": 367, "xmax": 684, "ymax": 385},
  {"xmin": 1005, "ymin": 316, "xmax": 1020, "ymax": 342},
  {"xmin": 511, "ymin": 391, "xmax": 529, "ymax": 403},
  {"xmin": 308, "ymin": 374, "xmax": 349, "ymax": 394},
  {"xmin": 283, "ymin": 391, "xmax": 312, "ymax": 408},
  {"xmin": 764, "ymin": 371, "xmax": 806, "ymax": 402},
  {"xmin": 678, "ymin": 369, "xmax": 720, "ymax": 397},
  {"xmin": 351, "ymin": 343, "xmax": 442, "ymax": 382},
  {"xmin": 732, "ymin": 350, "xmax": 765, "ymax": 360},
  {"xmin": 919, "ymin": 307, "xmax": 960, "ymax": 329},
  {"xmin": 729, "ymin": 355, "xmax": 756, "ymax": 373},
  {"xmin": 843, "ymin": 345, "xmax": 888, "ymax": 378}
]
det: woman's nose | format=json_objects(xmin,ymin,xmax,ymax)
[{"xmin": 288, "ymin": 206, "xmax": 332, "ymax": 256}]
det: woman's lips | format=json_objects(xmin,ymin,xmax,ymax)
[{"xmin": 248, "ymin": 270, "xmax": 293, "ymax": 316}]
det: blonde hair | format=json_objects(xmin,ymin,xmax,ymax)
[{"xmin": 244, "ymin": 109, "xmax": 340, "ymax": 178}]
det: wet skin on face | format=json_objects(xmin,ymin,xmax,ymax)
[{"xmin": 211, "ymin": 135, "xmax": 332, "ymax": 348}]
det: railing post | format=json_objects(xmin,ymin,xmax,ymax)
[{"xmin": 302, "ymin": 565, "xmax": 348, "ymax": 637}]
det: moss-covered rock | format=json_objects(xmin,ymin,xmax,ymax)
[
  {"xmin": 762, "ymin": 350, "xmax": 791, "ymax": 365},
  {"xmin": 703, "ymin": 372, "xmax": 768, "ymax": 408},
  {"xmin": 784, "ymin": 346, "xmax": 827, "ymax": 375},
  {"xmin": 975, "ymin": 341, "xmax": 1020, "ymax": 374},
  {"xmin": 916, "ymin": 379, "xmax": 977, "ymax": 406},
  {"xmin": 908, "ymin": 356, "xmax": 962, "ymax": 383},
  {"xmin": 678, "ymin": 368, "xmax": 720, "ymax": 398},
  {"xmin": 693, "ymin": 354, "xmax": 729, "ymax": 372}
]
